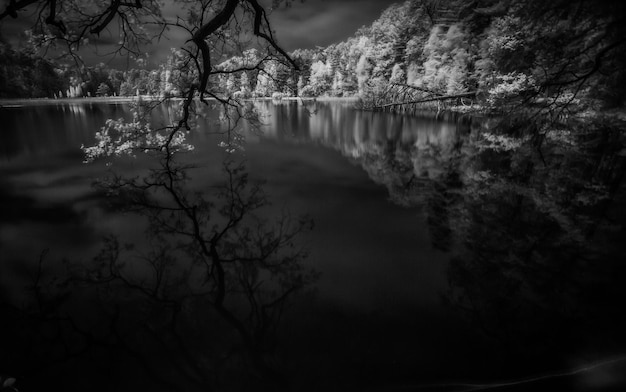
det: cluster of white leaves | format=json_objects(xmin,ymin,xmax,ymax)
[
  {"xmin": 389, "ymin": 64, "xmax": 405, "ymax": 85},
  {"xmin": 464, "ymin": 170, "xmax": 495, "ymax": 194},
  {"xmin": 552, "ymin": 92, "xmax": 581, "ymax": 105},
  {"xmin": 487, "ymin": 72, "xmax": 538, "ymax": 104},
  {"xmin": 81, "ymin": 114, "xmax": 194, "ymax": 163},
  {"xmin": 478, "ymin": 132, "xmax": 527, "ymax": 152},
  {"xmin": 306, "ymin": 60, "xmax": 334, "ymax": 96},
  {"xmin": 489, "ymin": 32, "xmax": 522, "ymax": 53},
  {"xmin": 545, "ymin": 129, "xmax": 577, "ymax": 147},
  {"xmin": 488, "ymin": 16, "xmax": 524, "ymax": 54},
  {"xmin": 573, "ymin": 184, "xmax": 610, "ymax": 207},
  {"xmin": 218, "ymin": 132, "xmax": 245, "ymax": 154},
  {"xmin": 218, "ymin": 141, "xmax": 237, "ymax": 154}
]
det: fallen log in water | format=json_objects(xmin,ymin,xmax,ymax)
[{"xmin": 373, "ymin": 91, "xmax": 478, "ymax": 110}]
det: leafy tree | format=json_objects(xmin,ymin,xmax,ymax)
[
  {"xmin": 254, "ymin": 69, "xmax": 275, "ymax": 97},
  {"xmin": 0, "ymin": 39, "xmax": 64, "ymax": 98},
  {"xmin": 389, "ymin": 64, "xmax": 406, "ymax": 85},
  {"xmin": 330, "ymin": 70, "xmax": 344, "ymax": 96},
  {"xmin": 108, "ymin": 68, "xmax": 125, "ymax": 95},
  {"xmin": 307, "ymin": 60, "xmax": 332, "ymax": 96},
  {"xmin": 146, "ymin": 70, "xmax": 161, "ymax": 95},
  {"xmin": 239, "ymin": 72, "xmax": 252, "ymax": 98},
  {"xmin": 119, "ymin": 80, "xmax": 134, "ymax": 96},
  {"xmin": 95, "ymin": 82, "xmax": 111, "ymax": 97},
  {"xmin": 355, "ymin": 54, "xmax": 373, "ymax": 95}
]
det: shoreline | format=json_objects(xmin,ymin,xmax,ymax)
[
  {"xmin": 0, "ymin": 95, "xmax": 486, "ymax": 120},
  {"xmin": 0, "ymin": 96, "xmax": 359, "ymax": 107},
  {"xmin": 0, "ymin": 96, "xmax": 170, "ymax": 107},
  {"xmin": 0, "ymin": 95, "xmax": 495, "ymax": 120}
]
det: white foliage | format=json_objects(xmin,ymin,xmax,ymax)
[
  {"xmin": 308, "ymin": 60, "xmax": 333, "ymax": 95},
  {"xmin": 390, "ymin": 64, "xmax": 405, "ymax": 85},
  {"xmin": 487, "ymin": 72, "xmax": 538, "ymax": 105},
  {"xmin": 488, "ymin": 16, "xmax": 524, "ymax": 54},
  {"xmin": 356, "ymin": 54, "xmax": 372, "ymax": 94},
  {"xmin": 478, "ymin": 132, "xmax": 528, "ymax": 152},
  {"xmin": 81, "ymin": 113, "xmax": 194, "ymax": 163}
]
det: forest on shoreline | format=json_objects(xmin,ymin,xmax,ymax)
[{"xmin": 2, "ymin": 0, "xmax": 624, "ymax": 115}]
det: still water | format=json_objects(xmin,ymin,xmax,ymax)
[
  {"xmin": 1, "ymin": 101, "xmax": 625, "ymax": 391},
  {"xmin": 1, "ymin": 101, "xmax": 454, "ymax": 308}
]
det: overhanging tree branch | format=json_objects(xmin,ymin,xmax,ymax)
[
  {"xmin": 245, "ymin": 0, "xmax": 298, "ymax": 70},
  {"xmin": 191, "ymin": 0, "xmax": 240, "ymax": 97},
  {"xmin": 0, "ymin": 0, "xmax": 37, "ymax": 20}
]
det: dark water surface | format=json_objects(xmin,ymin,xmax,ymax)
[
  {"xmin": 1, "ymin": 102, "xmax": 450, "ymax": 308},
  {"xmin": 1, "ymin": 101, "xmax": 625, "ymax": 391}
]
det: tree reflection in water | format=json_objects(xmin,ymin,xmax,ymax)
[
  {"xmin": 0, "ymin": 102, "xmax": 316, "ymax": 392},
  {"xmin": 252, "ymin": 100, "xmax": 626, "ymax": 386},
  {"xmin": 445, "ymin": 114, "xmax": 626, "ymax": 361},
  {"xmin": 2, "ymin": 99, "xmax": 625, "ymax": 389}
]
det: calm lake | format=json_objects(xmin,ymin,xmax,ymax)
[{"xmin": 1, "ymin": 100, "xmax": 625, "ymax": 391}]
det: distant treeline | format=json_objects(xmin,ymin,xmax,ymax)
[
  {"xmin": 0, "ymin": 40, "xmax": 64, "ymax": 98},
  {"xmin": 216, "ymin": 0, "xmax": 626, "ymax": 110},
  {"xmin": 2, "ymin": 0, "xmax": 624, "ymax": 110}
]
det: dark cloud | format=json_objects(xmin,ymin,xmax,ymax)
[
  {"xmin": 268, "ymin": 0, "xmax": 400, "ymax": 51},
  {"xmin": 148, "ymin": 0, "xmax": 400, "ymax": 66}
]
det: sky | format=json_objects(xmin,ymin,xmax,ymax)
[
  {"xmin": 267, "ymin": 0, "xmax": 400, "ymax": 51},
  {"xmin": 0, "ymin": 0, "xmax": 400, "ymax": 68},
  {"xmin": 151, "ymin": 0, "xmax": 401, "ymax": 67}
]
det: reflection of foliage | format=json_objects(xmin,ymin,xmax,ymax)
[
  {"xmin": 1, "ymin": 158, "xmax": 316, "ymax": 390},
  {"xmin": 425, "ymin": 160, "xmax": 463, "ymax": 252},
  {"xmin": 355, "ymin": 118, "xmax": 468, "ymax": 251},
  {"xmin": 96, "ymin": 159, "xmax": 315, "ymax": 387},
  {"xmin": 341, "ymin": 95, "xmax": 626, "ymax": 359},
  {"xmin": 78, "ymin": 95, "xmax": 315, "ymax": 388},
  {"xmin": 0, "ymin": 377, "xmax": 17, "ymax": 392},
  {"xmin": 445, "ymin": 114, "xmax": 626, "ymax": 355},
  {"xmin": 0, "ymin": 1, "xmax": 310, "ymax": 390}
]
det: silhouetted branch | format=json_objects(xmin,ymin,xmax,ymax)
[{"xmin": 0, "ymin": 0, "xmax": 37, "ymax": 21}]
